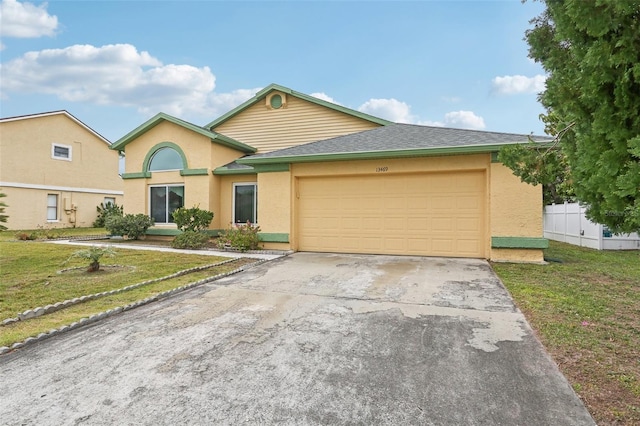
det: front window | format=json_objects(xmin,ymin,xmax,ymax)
[
  {"xmin": 104, "ymin": 197, "xmax": 116, "ymax": 206},
  {"xmin": 233, "ymin": 183, "xmax": 257, "ymax": 224},
  {"xmin": 148, "ymin": 147, "xmax": 182, "ymax": 172},
  {"xmin": 52, "ymin": 143, "xmax": 72, "ymax": 161},
  {"xmin": 150, "ymin": 185, "xmax": 184, "ymax": 223},
  {"xmin": 47, "ymin": 194, "xmax": 58, "ymax": 221}
]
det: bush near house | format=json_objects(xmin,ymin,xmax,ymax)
[
  {"xmin": 217, "ymin": 221, "xmax": 261, "ymax": 252},
  {"xmin": 93, "ymin": 202, "xmax": 123, "ymax": 228},
  {"xmin": 105, "ymin": 214, "xmax": 154, "ymax": 240},
  {"xmin": 170, "ymin": 206, "xmax": 214, "ymax": 249}
]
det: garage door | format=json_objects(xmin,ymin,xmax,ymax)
[{"xmin": 297, "ymin": 171, "xmax": 486, "ymax": 258}]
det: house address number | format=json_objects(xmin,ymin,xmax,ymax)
[{"xmin": 376, "ymin": 167, "xmax": 389, "ymax": 172}]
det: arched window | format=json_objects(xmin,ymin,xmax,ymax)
[{"xmin": 148, "ymin": 147, "xmax": 183, "ymax": 172}]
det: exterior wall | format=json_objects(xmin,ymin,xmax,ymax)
[
  {"xmin": 1, "ymin": 186, "xmax": 122, "ymax": 230},
  {"xmin": 213, "ymin": 93, "xmax": 380, "ymax": 153},
  {"xmin": 121, "ymin": 120, "xmax": 245, "ymax": 231},
  {"xmin": 489, "ymin": 162, "xmax": 544, "ymax": 262},
  {"xmin": 257, "ymin": 171, "xmax": 291, "ymax": 249},
  {"xmin": 0, "ymin": 113, "xmax": 123, "ymax": 230}
]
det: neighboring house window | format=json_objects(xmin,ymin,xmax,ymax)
[
  {"xmin": 233, "ymin": 183, "xmax": 257, "ymax": 224},
  {"xmin": 47, "ymin": 194, "xmax": 58, "ymax": 221},
  {"xmin": 148, "ymin": 147, "xmax": 183, "ymax": 172},
  {"xmin": 104, "ymin": 197, "xmax": 116, "ymax": 206},
  {"xmin": 150, "ymin": 185, "xmax": 184, "ymax": 223},
  {"xmin": 52, "ymin": 143, "xmax": 72, "ymax": 161}
]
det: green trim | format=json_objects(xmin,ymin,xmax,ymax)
[
  {"xmin": 122, "ymin": 172, "xmax": 151, "ymax": 179},
  {"xmin": 180, "ymin": 168, "xmax": 209, "ymax": 176},
  {"xmin": 110, "ymin": 112, "xmax": 255, "ymax": 153},
  {"xmin": 491, "ymin": 237, "xmax": 549, "ymax": 249},
  {"xmin": 206, "ymin": 83, "xmax": 392, "ymax": 129},
  {"xmin": 146, "ymin": 228, "xmax": 182, "ymax": 236},
  {"xmin": 238, "ymin": 144, "xmax": 525, "ymax": 165},
  {"xmin": 142, "ymin": 141, "xmax": 189, "ymax": 173},
  {"xmin": 253, "ymin": 164, "xmax": 290, "ymax": 173},
  {"xmin": 213, "ymin": 165, "xmax": 257, "ymax": 175},
  {"xmin": 258, "ymin": 233, "xmax": 289, "ymax": 243}
]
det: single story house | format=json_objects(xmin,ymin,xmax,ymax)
[
  {"xmin": 0, "ymin": 111, "xmax": 123, "ymax": 230},
  {"xmin": 111, "ymin": 84, "xmax": 550, "ymax": 262}
]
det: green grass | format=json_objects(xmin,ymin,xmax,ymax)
[
  {"xmin": 492, "ymin": 241, "xmax": 640, "ymax": 426},
  {"xmin": 0, "ymin": 228, "xmax": 254, "ymax": 347}
]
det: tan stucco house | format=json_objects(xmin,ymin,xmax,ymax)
[
  {"xmin": 0, "ymin": 111, "xmax": 123, "ymax": 230},
  {"xmin": 111, "ymin": 84, "xmax": 550, "ymax": 262}
]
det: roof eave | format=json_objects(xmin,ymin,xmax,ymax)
[{"xmin": 237, "ymin": 141, "xmax": 554, "ymax": 165}]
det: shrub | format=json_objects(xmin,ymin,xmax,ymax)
[
  {"xmin": 15, "ymin": 231, "xmax": 37, "ymax": 241},
  {"xmin": 105, "ymin": 214, "xmax": 154, "ymax": 240},
  {"xmin": 93, "ymin": 202, "xmax": 124, "ymax": 228},
  {"xmin": 64, "ymin": 245, "xmax": 116, "ymax": 272},
  {"xmin": 216, "ymin": 221, "xmax": 261, "ymax": 252},
  {"xmin": 171, "ymin": 230, "xmax": 211, "ymax": 249},
  {"xmin": 172, "ymin": 206, "xmax": 214, "ymax": 232}
]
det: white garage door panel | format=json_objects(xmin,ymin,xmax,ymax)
[{"xmin": 297, "ymin": 171, "xmax": 486, "ymax": 258}]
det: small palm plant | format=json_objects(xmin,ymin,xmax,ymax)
[{"xmin": 65, "ymin": 246, "xmax": 117, "ymax": 272}]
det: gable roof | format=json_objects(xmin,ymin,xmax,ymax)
[
  {"xmin": 110, "ymin": 112, "xmax": 256, "ymax": 153},
  {"xmin": 205, "ymin": 83, "xmax": 393, "ymax": 130},
  {"xmin": 0, "ymin": 110, "xmax": 111, "ymax": 146},
  {"xmin": 237, "ymin": 123, "xmax": 554, "ymax": 165}
]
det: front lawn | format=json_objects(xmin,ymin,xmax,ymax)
[
  {"xmin": 0, "ymin": 229, "xmax": 254, "ymax": 347},
  {"xmin": 492, "ymin": 241, "xmax": 640, "ymax": 426}
]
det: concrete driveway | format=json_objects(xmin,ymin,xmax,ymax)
[{"xmin": 0, "ymin": 253, "xmax": 594, "ymax": 425}]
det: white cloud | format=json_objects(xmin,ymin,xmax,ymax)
[
  {"xmin": 492, "ymin": 74, "xmax": 546, "ymax": 95},
  {"xmin": 358, "ymin": 97, "xmax": 485, "ymax": 130},
  {"xmin": 0, "ymin": 0, "xmax": 59, "ymax": 38},
  {"xmin": 0, "ymin": 43, "xmax": 259, "ymax": 119},
  {"xmin": 358, "ymin": 98, "xmax": 414, "ymax": 123},
  {"xmin": 310, "ymin": 92, "xmax": 341, "ymax": 105}
]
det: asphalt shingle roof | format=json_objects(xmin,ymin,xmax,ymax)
[{"xmin": 241, "ymin": 123, "xmax": 553, "ymax": 161}]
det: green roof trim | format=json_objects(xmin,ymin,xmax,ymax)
[
  {"xmin": 258, "ymin": 233, "xmax": 289, "ymax": 243},
  {"xmin": 237, "ymin": 143, "xmax": 535, "ymax": 165},
  {"xmin": 205, "ymin": 83, "xmax": 392, "ymax": 129},
  {"xmin": 110, "ymin": 112, "xmax": 256, "ymax": 154},
  {"xmin": 253, "ymin": 164, "xmax": 290, "ymax": 173},
  {"xmin": 491, "ymin": 236, "xmax": 549, "ymax": 249},
  {"xmin": 180, "ymin": 168, "xmax": 209, "ymax": 176},
  {"xmin": 213, "ymin": 165, "xmax": 257, "ymax": 175}
]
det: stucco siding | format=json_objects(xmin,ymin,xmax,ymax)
[
  {"xmin": 212, "ymin": 94, "xmax": 380, "ymax": 153},
  {"xmin": 1, "ymin": 186, "xmax": 122, "ymax": 230},
  {"xmin": 257, "ymin": 172, "xmax": 291, "ymax": 234},
  {"xmin": 489, "ymin": 162, "xmax": 544, "ymax": 262}
]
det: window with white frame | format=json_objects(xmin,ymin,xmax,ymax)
[
  {"xmin": 150, "ymin": 185, "xmax": 184, "ymax": 223},
  {"xmin": 51, "ymin": 143, "xmax": 72, "ymax": 161},
  {"xmin": 104, "ymin": 197, "xmax": 116, "ymax": 206},
  {"xmin": 233, "ymin": 183, "xmax": 257, "ymax": 224},
  {"xmin": 47, "ymin": 194, "xmax": 58, "ymax": 221}
]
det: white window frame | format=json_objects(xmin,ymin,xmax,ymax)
[
  {"xmin": 51, "ymin": 143, "xmax": 72, "ymax": 161},
  {"xmin": 148, "ymin": 184, "xmax": 184, "ymax": 224},
  {"xmin": 232, "ymin": 182, "xmax": 258, "ymax": 225},
  {"xmin": 47, "ymin": 194, "xmax": 59, "ymax": 222},
  {"xmin": 104, "ymin": 197, "xmax": 116, "ymax": 206}
]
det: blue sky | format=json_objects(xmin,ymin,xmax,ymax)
[{"xmin": 1, "ymin": 0, "xmax": 548, "ymax": 142}]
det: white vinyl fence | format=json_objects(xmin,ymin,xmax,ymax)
[{"xmin": 544, "ymin": 202, "xmax": 640, "ymax": 250}]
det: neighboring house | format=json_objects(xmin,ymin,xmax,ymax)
[
  {"xmin": 111, "ymin": 83, "xmax": 551, "ymax": 262},
  {"xmin": 0, "ymin": 111, "xmax": 123, "ymax": 230}
]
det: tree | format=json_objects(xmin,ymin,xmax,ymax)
[
  {"xmin": 524, "ymin": 0, "xmax": 640, "ymax": 233},
  {"xmin": 499, "ymin": 113, "xmax": 575, "ymax": 205}
]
